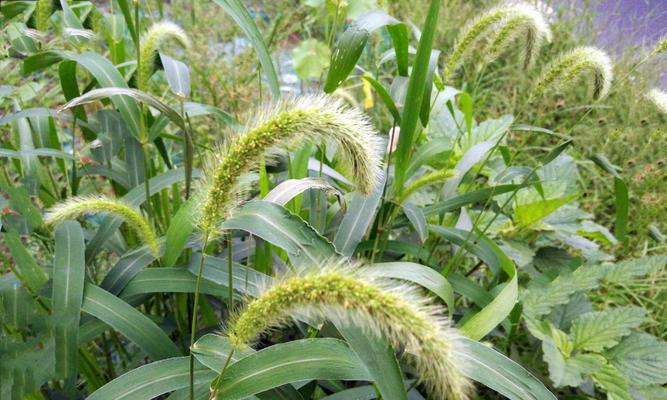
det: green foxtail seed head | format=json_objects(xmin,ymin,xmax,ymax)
[
  {"xmin": 45, "ymin": 196, "xmax": 159, "ymax": 256},
  {"xmin": 531, "ymin": 46, "xmax": 613, "ymax": 101},
  {"xmin": 444, "ymin": 2, "xmax": 551, "ymax": 79},
  {"xmin": 486, "ymin": 3, "xmax": 552, "ymax": 69},
  {"xmin": 35, "ymin": 0, "xmax": 53, "ymax": 31},
  {"xmin": 138, "ymin": 21, "xmax": 190, "ymax": 91},
  {"xmin": 226, "ymin": 262, "xmax": 473, "ymax": 400},
  {"xmin": 651, "ymin": 35, "xmax": 667, "ymax": 57},
  {"xmin": 198, "ymin": 95, "xmax": 383, "ymax": 233},
  {"xmin": 646, "ymin": 88, "xmax": 667, "ymax": 114}
]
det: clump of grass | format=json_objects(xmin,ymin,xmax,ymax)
[
  {"xmin": 531, "ymin": 46, "xmax": 614, "ymax": 101},
  {"xmin": 444, "ymin": 2, "xmax": 551, "ymax": 79},
  {"xmin": 198, "ymin": 95, "xmax": 383, "ymax": 233},
  {"xmin": 646, "ymin": 88, "xmax": 667, "ymax": 114},
  {"xmin": 138, "ymin": 21, "xmax": 190, "ymax": 91},
  {"xmin": 227, "ymin": 262, "xmax": 472, "ymax": 400},
  {"xmin": 45, "ymin": 196, "xmax": 159, "ymax": 256}
]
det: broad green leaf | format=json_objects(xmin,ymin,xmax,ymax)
[
  {"xmin": 292, "ymin": 39, "xmax": 331, "ymax": 80},
  {"xmin": 603, "ymin": 255, "xmax": 667, "ymax": 284},
  {"xmin": 264, "ymin": 178, "xmax": 342, "ymax": 207},
  {"xmin": 100, "ymin": 241, "xmax": 162, "ymax": 294},
  {"xmin": 52, "ymin": 221, "xmax": 86, "ymax": 379},
  {"xmin": 514, "ymin": 195, "xmax": 578, "ymax": 226},
  {"xmin": 334, "ymin": 172, "xmax": 386, "ymax": 256},
  {"xmin": 337, "ymin": 325, "xmax": 406, "ymax": 400},
  {"xmin": 221, "ymin": 201, "xmax": 337, "ymax": 269},
  {"xmin": 457, "ymin": 337, "xmax": 557, "ymax": 400},
  {"xmin": 120, "ymin": 268, "xmax": 225, "ymax": 299},
  {"xmin": 192, "ymin": 334, "xmax": 255, "ymax": 373},
  {"xmin": 442, "ymin": 141, "xmax": 496, "ymax": 198},
  {"xmin": 188, "ymin": 254, "xmax": 272, "ymax": 298},
  {"xmin": 81, "ymin": 284, "xmax": 181, "ymax": 360},
  {"xmin": 428, "ymin": 226, "xmax": 517, "ymax": 340},
  {"xmin": 401, "ymin": 202, "xmax": 427, "ymax": 242},
  {"xmin": 606, "ymin": 332, "xmax": 667, "ymax": 387},
  {"xmin": 163, "ymin": 199, "xmax": 196, "ymax": 268},
  {"xmin": 542, "ymin": 338, "xmax": 606, "ymax": 387},
  {"xmin": 362, "ymin": 74, "xmax": 401, "ymax": 122},
  {"xmin": 61, "ymin": 87, "xmax": 186, "ymax": 132},
  {"xmin": 393, "ymin": 0, "xmax": 440, "ymax": 190},
  {"xmin": 422, "ymin": 184, "xmax": 526, "ymax": 217},
  {"xmin": 571, "ymin": 308, "xmax": 645, "ymax": 352},
  {"xmin": 324, "ymin": 26, "xmax": 369, "ymax": 93},
  {"xmin": 215, "ymin": 339, "xmax": 371, "ymax": 399},
  {"xmin": 212, "ymin": 0, "xmax": 280, "ymax": 98},
  {"xmin": 4, "ymin": 229, "xmax": 48, "ymax": 291},
  {"xmin": 368, "ymin": 262, "xmax": 454, "ymax": 310},
  {"xmin": 159, "ymin": 53, "xmax": 191, "ymax": 98},
  {"xmin": 591, "ymin": 364, "xmax": 632, "ymax": 400},
  {"xmin": 86, "ymin": 357, "xmax": 215, "ymax": 400}
]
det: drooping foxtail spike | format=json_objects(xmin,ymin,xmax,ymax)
[
  {"xmin": 486, "ymin": 3, "xmax": 552, "ymax": 69},
  {"xmin": 531, "ymin": 46, "xmax": 613, "ymax": 101},
  {"xmin": 45, "ymin": 196, "xmax": 159, "ymax": 256},
  {"xmin": 138, "ymin": 21, "xmax": 190, "ymax": 91},
  {"xmin": 226, "ymin": 262, "xmax": 473, "ymax": 400},
  {"xmin": 35, "ymin": 0, "xmax": 53, "ymax": 32},
  {"xmin": 198, "ymin": 95, "xmax": 384, "ymax": 233},
  {"xmin": 444, "ymin": 2, "xmax": 551, "ymax": 79}
]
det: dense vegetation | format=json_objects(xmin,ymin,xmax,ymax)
[{"xmin": 1, "ymin": 0, "xmax": 665, "ymax": 399}]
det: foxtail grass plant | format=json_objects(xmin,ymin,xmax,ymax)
[
  {"xmin": 197, "ymin": 94, "xmax": 384, "ymax": 234},
  {"xmin": 45, "ymin": 196, "xmax": 159, "ymax": 256},
  {"xmin": 530, "ymin": 46, "xmax": 613, "ymax": 101},
  {"xmin": 137, "ymin": 21, "xmax": 190, "ymax": 91},
  {"xmin": 646, "ymin": 88, "xmax": 667, "ymax": 114},
  {"xmin": 226, "ymin": 262, "xmax": 473, "ymax": 400},
  {"xmin": 443, "ymin": 2, "xmax": 551, "ymax": 80}
]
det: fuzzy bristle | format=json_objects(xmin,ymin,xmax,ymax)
[
  {"xmin": 531, "ymin": 46, "xmax": 613, "ymax": 101},
  {"xmin": 444, "ymin": 2, "xmax": 551, "ymax": 79},
  {"xmin": 45, "ymin": 196, "xmax": 159, "ymax": 256},
  {"xmin": 35, "ymin": 0, "xmax": 52, "ymax": 32},
  {"xmin": 198, "ymin": 95, "xmax": 384, "ymax": 234},
  {"xmin": 138, "ymin": 21, "xmax": 190, "ymax": 91},
  {"xmin": 226, "ymin": 261, "xmax": 473, "ymax": 400}
]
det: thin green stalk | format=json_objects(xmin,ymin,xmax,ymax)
[
  {"xmin": 369, "ymin": 120, "xmax": 396, "ymax": 262},
  {"xmin": 227, "ymin": 232, "xmax": 234, "ymax": 309},
  {"xmin": 189, "ymin": 233, "xmax": 210, "ymax": 400},
  {"xmin": 210, "ymin": 348, "xmax": 235, "ymax": 399}
]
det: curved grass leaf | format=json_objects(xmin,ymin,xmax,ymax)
[
  {"xmin": 333, "ymin": 172, "xmax": 386, "ymax": 257},
  {"xmin": 220, "ymin": 201, "xmax": 337, "ymax": 269},
  {"xmin": 120, "ymin": 268, "xmax": 225, "ymax": 299},
  {"xmin": 163, "ymin": 199, "xmax": 196, "ymax": 268},
  {"xmin": 429, "ymin": 226, "xmax": 518, "ymax": 340},
  {"xmin": 86, "ymin": 357, "xmax": 215, "ymax": 400},
  {"xmin": 264, "ymin": 177, "xmax": 343, "ymax": 207},
  {"xmin": 215, "ymin": 338, "xmax": 371, "ymax": 399},
  {"xmin": 393, "ymin": 0, "xmax": 441, "ymax": 191},
  {"xmin": 456, "ymin": 337, "xmax": 557, "ymax": 400},
  {"xmin": 52, "ymin": 221, "xmax": 86, "ymax": 378},
  {"xmin": 81, "ymin": 284, "xmax": 181, "ymax": 360}
]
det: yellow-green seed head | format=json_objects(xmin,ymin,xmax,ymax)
[
  {"xmin": 197, "ymin": 95, "xmax": 384, "ymax": 233},
  {"xmin": 444, "ymin": 2, "xmax": 551, "ymax": 79},
  {"xmin": 486, "ymin": 3, "xmax": 552, "ymax": 69},
  {"xmin": 531, "ymin": 46, "xmax": 613, "ymax": 101},
  {"xmin": 138, "ymin": 21, "xmax": 190, "ymax": 91},
  {"xmin": 35, "ymin": 0, "xmax": 53, "ymax": 32},
  {"xmin": 226, "ymin": 262, "xmax": 473, "ymax": 400},
  {"xmin": 646, "ymin": 88, "xmax": 667, "ymax": 114},
  {"xmin": 45, "ymin": 196, "xmax": 159, "ymax": 256},
  {"xmin": 651, "ymin": 35, "xmax": 667, "ymax": 56}
]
